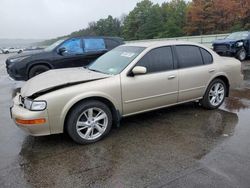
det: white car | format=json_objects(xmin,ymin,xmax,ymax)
[
  {"xmin": 3, "ymin": 47, "xmax": 23, "ymax": 54},
  {"xmin": 11, "ymin": 41, "xmax": 243, "ymax": 144}
]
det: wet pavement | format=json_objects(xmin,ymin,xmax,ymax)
[{"xmin": 0, "ymin": 54, "xmax": 250, "ymax": 187}]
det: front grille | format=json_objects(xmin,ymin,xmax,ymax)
[{"xmin": 213, "ymin": 44, "xmax": 230, "ymax": 52}]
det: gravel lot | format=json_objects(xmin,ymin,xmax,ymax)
[
  {"xmin": 0, "ymin": 54, "xmax": 250, "ymax": 187},
  {"xmin": 0, "ymin": 54, "xmax": 9, "ymax": 76}
]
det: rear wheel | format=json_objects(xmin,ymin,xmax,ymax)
[
  {"xmin": 66, "ymin": 100, "xmax": 113, "ymax": 144},
  {"xmin": 201, "ymin": 79, "xmax": 226, "ymax": 109},
  {"xmin": 237, "ymin": 49, "xmax": 246, "ymax": 61},
  {"xmin": 28, "ymin": 65, "xmax": 50, "ymax": 79}
]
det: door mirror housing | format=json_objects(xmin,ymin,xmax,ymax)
[
  {"xmin": 58, "ymin": 47, "xmax": 67, "ymax": 55},
  {"xmin": 132, "ymin": 66, "xmax": 147, "ymax": 76}
]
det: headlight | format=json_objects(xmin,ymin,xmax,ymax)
[
  {"xmin": 31, "ymin": 101, "xmax": 47, "ymax": 111},
  {"xmin": 23, "ymin": 98, "xmax": 33, "ymax": 109},
  {"xmin": 23, "ymin": 98, "xmax": 47, "ymax": 111},
  {"xmin": 236, "ymin": 42, "xmax": 243, "ymax": 47},
  {"xmin": 10, "ymin": 56, "xmax": 29, "ymax": 63}
]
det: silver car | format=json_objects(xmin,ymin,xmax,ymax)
[{"xmin": 10, "ymin": 41, "xmax": 243, "ymax": 144}]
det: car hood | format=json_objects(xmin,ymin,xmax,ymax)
[
  {"xmin": 21, "ymin": 68, "xmax": 111, "ymax": 97},
  {"xmin": 213, "ymin": 38, "xmax": 240, "ymax": 45},
  {"xmin": 8, "ymin": 50, "xmax": 44, "ymax": 59}
]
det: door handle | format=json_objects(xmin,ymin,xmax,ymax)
[
  {"xmin": 168, "ymin": 75, "xmax": 176, "ymax": 80},
  {"xmin": 209, "ymin": 69, "xmax": 215, "ymax": 73}
]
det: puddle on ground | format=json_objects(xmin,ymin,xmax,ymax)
[
  {"xmin": 4, "ymin": 103, "xmax": 238, "ymax": 187},
  {"xmin": 1, "ymin": 62, "xmax": 250, "ymax": 187}
]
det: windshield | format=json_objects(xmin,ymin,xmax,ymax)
[
  {"xmin": 88, "ymin": 46, "xmax": 145, "ymax": 75},
  {"xmin": 226, "ymin": 31, "xmax": 249, "ymax": 40},
  {"xmin": 44, "ymin": 39, "xmax": 65, "ymax": 52}
]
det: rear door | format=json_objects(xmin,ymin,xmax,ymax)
[
  {"xmin": 174, "ymin": 45, "xmax": 215, "ymax": 102},
  {"xmin": 82, "ymin": 38, "xmax": 108, "ymax": 65},
  {"xmin": 121, "ymin": 46, "xmax": 179, "ymax": 115}
]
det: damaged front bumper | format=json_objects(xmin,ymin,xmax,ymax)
[{"xmin": 10, "ymin": 94, "xmax": 51, "ymax": 136}]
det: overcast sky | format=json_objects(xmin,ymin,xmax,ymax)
[{"xmin": 0, "ymin": 0, "xmax": 170, "ymax": 39}]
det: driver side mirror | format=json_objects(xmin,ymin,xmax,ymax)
[
  {"xmin": 131, "ymin": 66, "xmax": 147, "ymax": 76},
  {"xmin": 58, "ymin": 47, "xmax": 67, "ymax": 55}
]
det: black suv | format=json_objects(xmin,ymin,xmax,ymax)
[
  {"xmin": 6, "ymin": 36, "xmax": 124, "ymax": 81},
  {"xmin": 212, "ymin": 31, "xmax": 250, "ymax": 61}
]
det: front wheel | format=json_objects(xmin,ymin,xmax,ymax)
[
  {"xmin": 66, "ymin": 100, "xmax": 113, "ymax": 144},
  {"xmin": 201, "ymin": 79, "xmax": 226, "ymax": 109},
  {"xmin": 28, "ymin": 65, "xmax": 50, "ymax": 79},
  {"xmin": 236, "ymin": 49, "xmax": 247, "ymax": 61}
]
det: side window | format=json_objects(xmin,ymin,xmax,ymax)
[
  {"xmin": 175, "ymin": 45, "xmax": 203, "ymax": 68},
  {"xmin": 136, "ymin": 47, "xmax": 173, "ymax": 73},
  {"xmin": 105, "ymin": 39, "xmax": 120, "ymax": 50},
  {"xmin": 200, "ymin": 48, "xmax": 213, "ymax": 64},
  {"xmin": 84, "ymin": 38, "xmax": 106, "ymax": 52},
  {"xmin": 60, "ymin": 38, "xmax": 83, "ymax": 54}
]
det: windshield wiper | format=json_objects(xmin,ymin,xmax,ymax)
[{"xmin": 87, "ymin": 68, "xmax": 107, "ymax": 74}]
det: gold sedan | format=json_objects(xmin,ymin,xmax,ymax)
[{"xmin": 10, "ymin": 41, "xmax": 243, "ymax": 144}]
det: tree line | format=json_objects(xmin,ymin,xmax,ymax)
[{"xmin": 42, "ymin": 0, "xmax": 250, "ymax": 45}]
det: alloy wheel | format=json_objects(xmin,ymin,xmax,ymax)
[
  {"xmin": 76, "ymin": 107, "xmax": 108, "ymax": 140},
  {"xmin": 208, "ymin": 82, "xmax": 225, "ymax": 106}
]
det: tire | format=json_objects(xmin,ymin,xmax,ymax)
[
  {"xmin": 5, "ymin": 51, "xmax": 9, "ymax": 54},
  {"xmin": 201, "ymin": 79, "xmax": 227, "ymax": 110},
  {"xmin": 236, "ymin": 48, "xmax": 246, "ymax": 61},
  {"xmin": 66, "ymin": 100, "xmax": 113, "ymax": 144},
  {"xmin": 28, "ymin": 65, "xmax": 50, "ymax": 79}
]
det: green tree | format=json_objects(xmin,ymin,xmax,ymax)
[
  {"xmin": 41, "ymin": 0, "xmax": 249, "ymax": 46},
  {"xmin": 160, "ymin": 0, "xmax": 188, "ymax": 37},
  {"xmin": 122, "ymin": 0, "xmax": 164, "ymax": 40},
  {"xmin": 69, "ymin": 16, "xmax": 121, "ymax": 37},
  {"xmin": 95, "ymin": 15, "xmax": 122, "ymax": 36}
]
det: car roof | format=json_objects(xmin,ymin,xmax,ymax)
[
  {"xmin": 67, "ymin": 36, "xmax": 124, "ymax": 41},
  {"xmin": 123, "ymin": 40, "xmax": 206, "ymax": 48}
]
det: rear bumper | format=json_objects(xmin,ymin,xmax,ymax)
[{"xmin": 230, "ymin": 74, "xmax": 244, "ymax": 90}]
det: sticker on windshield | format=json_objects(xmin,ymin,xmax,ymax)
[{"xmin": 121, "ymin": 52, "xmax": 135, "ymax": 58}]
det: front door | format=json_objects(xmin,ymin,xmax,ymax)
[
  {"xmin": 54, "ymin": 38, "xmax": 87, "ymax": 68},
  {"xmin": 121, "ymin": 46, "xmax": 179, "ymax": 115}
]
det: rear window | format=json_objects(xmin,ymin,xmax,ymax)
[
  {"xmin": 105, "ymin": 39, "xmax": 121, "ymax": 50},
  {"xmin": 84, "ymin": 38, "xmax": 106, "ymax": 52},
  {"xmin": 175, "ymin": 45, "xmax": 203, "ymax": 68},
  {"xmin": 200, "ymin": 48, "xmax": 213, "ymax": 64}
]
